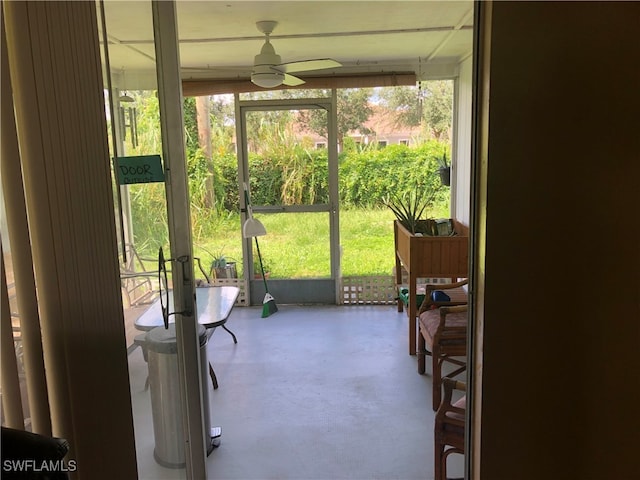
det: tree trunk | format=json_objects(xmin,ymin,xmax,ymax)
[{"xmin": 196, "ymin": 96, "xmax": 214, "ymax": 208}]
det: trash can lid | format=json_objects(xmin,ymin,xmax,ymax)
[{"xmin": 145, "ymin": 323, "xmax": 207, "ymax": 354}]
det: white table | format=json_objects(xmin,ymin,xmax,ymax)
[
  {"xmin": 134, "ymin": 285, "xmax": 240, "ymax": 331},
  {"xmin": 134, "ymin": 285, "xmax": 240, "ymax": 390}
]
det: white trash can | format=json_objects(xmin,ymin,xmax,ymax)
[{"xmin": 146, "ymin": 323, "xmax": 211, "ymax": 468}]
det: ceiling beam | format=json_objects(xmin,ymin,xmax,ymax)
[
  {"xmin": 182, "ymin": 73, "xmax": 417, "ymax": 96},
  {"xmin": 109, "ymin": 26, "xmax": 473, "ymax": 46}
]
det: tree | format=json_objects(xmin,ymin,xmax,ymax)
[
  {"xmin": 377, "ymin": 81, "xmax": 453, "ymax": 141},
  {"xmin": 422, "ymin": 80, "xmax": 453, "ymax": 141},
  {"xmin": 196, "ymin": 96, "xmax": 215, "ymax": 208},
  {"xmin": 297, "ymin": 88, "xmax": 374, "ymax": 151},
  {"xmin": 376, "ymin": 85, "xmax": 423, "ymax": 128}
]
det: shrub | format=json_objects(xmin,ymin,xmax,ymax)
[{"xmin": 128, "ymin": 140, "xmax": 450, "ymax": 254}]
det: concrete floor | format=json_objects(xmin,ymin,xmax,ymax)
[{"xmin": 128, "ymin": 304, "xmax": 465, "ymax": 480}]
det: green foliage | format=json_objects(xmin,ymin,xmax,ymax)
[
  {"xmin": 436, "ymin": 149, "xmax": 450, "ymax": 168},
  {"xmin": 196, "ymin": 208, "xmax": 449, "ymax": 278},
  {"xmin": 183, "ymin": 97, "xmax": 199, "ymax": 157},
  {"xmin": 377, "ymin": 81, "xmax": 453, "ymax": 141},
  {"xmin": 423, "ymin": 80, "xmax": 453, "ymax": 141},
  {"xmin": 119, "ymin": 89, "xmax": 451, "ymax": 276},
  {"xmin": 297, "ymin": 88, "xmax": 373, "ymax": 146},
  {"xmin": 376, "ymin": 85, "xmax": 423, "ymax": 128},
  {"xmin": 384, "ymin": 189, "xmax": 437, "ymax": 235},
  {"xmin": 339, "ymin": 142, "xmax": 446, "ymax": 209}
]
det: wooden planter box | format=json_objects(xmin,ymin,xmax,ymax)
[{"xmin": 393, "ymin": 220, "xmax": 469, "ymax": 355}]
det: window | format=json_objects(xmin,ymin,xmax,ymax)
[{"xmin": 315, "ymin": 142, "xmax": 327, "ymax": 149}]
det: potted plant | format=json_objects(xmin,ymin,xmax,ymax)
[
  {"xmin": 436, "ymin": 152, "xmax": 451, "ymax": 186},
  {"xmin": 384, "ymin": 184, "xmax": 468, "ymax": 353},
  {"xmin": 209, "ymin": 250, "xmax": 237, "ymax": 279},
  {"xmin": 384, "ymin": 189, "xmax": 438, "ymax": 235}
]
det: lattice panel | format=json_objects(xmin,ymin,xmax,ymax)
[
  {"xmin": 341, "ymin": 276, "xmax": 397, "ymax": 305},
  {"xmin": 207, "ymin": 275, "xmax": 452, "ymax": 307},
  {"xmin": 393, "ymin": 266, "xmax": 453, "ymax": 286},
  {"xmin": 209, "ymin": 278, "xmax": 248, "ymax": 306}
]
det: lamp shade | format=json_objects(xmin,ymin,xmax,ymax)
[
  {"xmin": 251, "ymin": 71, "xmax": 284, "ymax": 88},
  {"xmin": 243, "ymin": 217, "xmax": 267, "ymax": 238}
]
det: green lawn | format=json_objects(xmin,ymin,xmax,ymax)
[{"xmin": 191, "ymin": 206, "xmax": 448, "ymax": 278}]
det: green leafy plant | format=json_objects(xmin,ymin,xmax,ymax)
[
  {"xmin": 211, "ymin": 254, "xmax": 227, "ymax": 269},
  {"xmin": 436, "ymin": 150, "xmax": 451, "ymax": 186},
  {"xmin": 384, "ymin": 188, "xmax": 438, "ymax": 235},
  {"xmin": 436, "ymin": 151, "xmax": 449, "ymax": 169}
]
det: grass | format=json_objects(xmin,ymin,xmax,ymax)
[{"xmin": 188, "ymin": 206, "xmax": 449, "ymax": 279}]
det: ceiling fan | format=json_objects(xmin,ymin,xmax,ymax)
[{"xmin": 251, "ymin": 21, "xmax": 342, "ymax": 88}]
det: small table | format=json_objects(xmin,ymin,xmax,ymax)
[
  {"xmin": 134, "ymin": 285, "xmax": 240, "ymax": 389},
  {"xmin": 134, "ymin": 285, "xmax": 240, "ymax": 331}
]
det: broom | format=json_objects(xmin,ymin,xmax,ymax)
[
  {"xmin": 253, "ymin": 235, "xmax": 277, "ymax": 318},
  {"xmin": 242, "ymin": 185, "xmax": 277, "ymax": 317}
]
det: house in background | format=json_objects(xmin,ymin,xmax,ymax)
[
  {"xmin": 349, "ymin": 105, "xmax": 424, "ymax": 148},
  {"xmin": 302, "ymin": 104, "xmax": 427, "ymax": 150}
]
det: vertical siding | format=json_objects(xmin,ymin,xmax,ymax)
[
  {"xmin": 454, "ymin": 57, "xmax": 473, "ymax": 225},
  {"xmin": 3, "ymin": 2, "xmax": 137, "ymax": 478}
]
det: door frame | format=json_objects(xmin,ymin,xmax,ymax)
[
  {"xmin": 235, "ymin": 92, "xmax": 341, "ymax": 304},
  {"xmin": 152, "ymin": 2, "xmax": 207, "ymax": 477}
]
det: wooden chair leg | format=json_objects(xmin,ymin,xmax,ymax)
[
  {"xmin": 418, "ymin": 331, "xmax": 426, "ymax": 374},
  {"xmin": 434, "ymin": 440, "xmax": 444, "ymax": 480},
  {"xmin": 442, "ymin": 448, "xmax": 465, "ymax": 480},
  {"xmin": 432, "ymin": 352, "xmax": 442, "ymax": 411}
]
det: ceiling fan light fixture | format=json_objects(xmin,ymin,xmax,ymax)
[
  {"xmin": 250, "ymin": 20, "xmax": 340, "ymax": 88},
  {"xmin": 251, "ymin": 71, "xmax": 285, "ymax": 88}
]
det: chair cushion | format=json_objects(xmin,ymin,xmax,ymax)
[
  {"xmin": 445, "ymin": 396, "xmax": 466, "ymax": 421},
  {"xmin": 419, "ymin": 309, "xmax": 467, "ymax": 348},
  {"xmin": 431, "ymin": 290, "xmax": 451, "ymax": 302},
  {"xmin": 435, "ymin": 286, "xmax": 467, "ymax": 304},
  {"xmin": 443, "ymin": 396, "xmax": 466, "ymax": 437}
]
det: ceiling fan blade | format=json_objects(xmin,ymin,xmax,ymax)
[
  {"xmin": 282, "ymin": 73, "xmax": 305, "ymax": 86},
  {"xmin": 278, "ymin": 58, "xmax": 342, "ymax": 74}
]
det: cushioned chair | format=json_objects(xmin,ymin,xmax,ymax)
[
  {"xmin": 417, "ymin": 280, "xmax": 468, "ymax": 410},
  {"xmin": 1, "ymin": 427, "xmax": 70, "ymax": 479},
  {"xmin": 434, "ymin": 378, "xmax": 466, "ymax": 480}
]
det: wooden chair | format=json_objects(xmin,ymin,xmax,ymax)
[
  {"xmin": 417, "ymin": 280, "xmax": 468, "ymax": 410},
  {"xmin": 434, "ymin": 378, "xmax": 466, "ymax": 480}
]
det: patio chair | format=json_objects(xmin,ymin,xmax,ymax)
[
  {"xmin": 417, "ymin": 279, "xmax": 468, "ymax": 410},
  {"xmin": 434, "ymin": 378, "xmax": 466, "ymax": 480},
  {"xmin": 119, "ymin": 244, "xmax": 159, "ymax": 308}
]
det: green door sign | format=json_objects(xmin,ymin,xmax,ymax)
[{"xmin": 115, "ymin": 155, "xmax": 164, "ymax": 185}]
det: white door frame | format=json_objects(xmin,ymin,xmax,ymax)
[
  {"xmin": 152, "ymin": 1, "xmax": 207, "ymax": 477},
  {"xmin": 235, "ymin": 92, "xmax": 341, "ymax": 304}
]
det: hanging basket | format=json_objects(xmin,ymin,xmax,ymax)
[{"xmin": 439, "ymin": 166, "xmax": 451, "ymax": 186}]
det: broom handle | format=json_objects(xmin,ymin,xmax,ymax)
[
  {"xmin": 245, "ymin": 186, "xmax": 267, "ymax": 288},
  {"xmin": 243, "ymin": 183, "xmax": 253, "ymax": 218},
  {"xmin": 254, "ymin": 236, "xmax": 269, "ymax": 292}
]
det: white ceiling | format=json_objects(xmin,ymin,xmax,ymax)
[{"xmin": 101, "ymin": 0, "xmax": 474, "ymax": 90}]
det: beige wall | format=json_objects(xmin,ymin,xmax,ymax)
[{"xmin": 475, "ymin": 2, "xmax": 640, "ymax": 478}]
